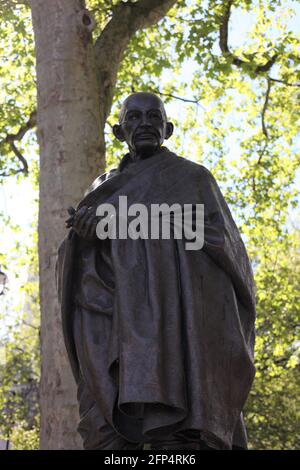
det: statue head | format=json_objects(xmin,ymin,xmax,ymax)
[{"xmin": 113, "ymin": 92, "xmax": 174, "ymax": 158}]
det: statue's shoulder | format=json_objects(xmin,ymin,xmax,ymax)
[
  {"xmin": 171, "ymin": 154, "xmax": 215, "ymax": 181},
  {"xmin": 84, "ymin": 168, "xmax": 118, "ymax": 196}
]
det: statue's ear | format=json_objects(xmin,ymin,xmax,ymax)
[
  {"xmin": 113, "ymin": 124, "xmax": 125, "ymax": 142},
  {"xmin": 165, "ymin": 121, "xmax": 174, "ymax": 140}
]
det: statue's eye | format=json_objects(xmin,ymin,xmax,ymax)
[
  {"xmin": 127, "ymin": 112, "xmax": 140, "ymax": 121},
  {"xmin": 149, "ymin": 111, "xmax": 162, "ymax": 121}
]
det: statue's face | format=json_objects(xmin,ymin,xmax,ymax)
[{"xmin": 113, "ymin": 93, "xmax": 173, "ymax": 157}]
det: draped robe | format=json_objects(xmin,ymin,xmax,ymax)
[{"xmin": 57, "ymin": 147, "xmax": 256, "ymax": 449}]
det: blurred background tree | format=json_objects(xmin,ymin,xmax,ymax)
[{"xmin": 0, "ymin": 0, "xmax": 299, "ymax": 449}]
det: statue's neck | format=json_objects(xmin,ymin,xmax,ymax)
[
  {"xmin": 129, "ymin": 146, "xmax": 160, "ymax": 161},
  {"xmin": 119, "ymin": 146, "xmax": 167, "ymax": 173}
]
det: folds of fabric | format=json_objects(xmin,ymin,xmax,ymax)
[{"xmin": 57, "ymin": 148, "xmax": 256, "ymax": 449}]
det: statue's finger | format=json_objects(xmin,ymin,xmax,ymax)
[
  {"xmin": 73, "ymin": 206, "xmax": 88, "ymax": 228},
  {"xmin": 75, "ymin": 206, "xmax": 88, "ymax": 218},
  {"xmin": 75, "ymin": 207, "xmax": 93, "ymax": 233},
  {"xmin": 67, "ymin": 206, "xmax": 76, "ymax": 216},
  {"xmin": 65, "ymin": 215, "xmax": 74, "ymax": 224}
]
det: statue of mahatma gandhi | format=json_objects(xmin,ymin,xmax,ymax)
[{"xmin": 57, "ymin": 92, "xmax": 256, "ymax": 450}]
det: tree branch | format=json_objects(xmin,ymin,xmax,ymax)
[
  {"xmin": 268, "ymin": 77, "xmax": 300, "ymax": 88},
  {"xmin": 9, "ymin": 142, "xmax": 29, "ymax": 174},
  {"xmin": 4, "ymin": 110, "xmax": 36, "ymax": 143},
  {"xmin": 257, "ymin": 142, "xmax": 268, "ymax": 167},
  {"xmin": 219, "ymin": 0, "xmax": 277, "ymax": 74},
  {"xmin": 93, "ymin": 0, "xmax": 177, "ymax": 126},
  {"xmin": 1, "ymin": 110, "xmax": 36, "ymax": 176},
  {"xmin": 22, "ymin": 320, "xmax": 40, "ymax": 331},
  {"xmin": 156, "ymin": 91, "xmax": 199, "ymax": 105},
  {"xmin": 149, "ymin": 87, "xmax": 206, "ymax": 109},
  {"xmin": 261, "ymin": 79, "xmax": 271, "ymax": 140},
  {"xmin": 255, "ymin": 79, "xmax": 272, "ymax": 166},
  {"xmin": 0, "ymin": 168, "xmax": 27, "ymax": 178}
]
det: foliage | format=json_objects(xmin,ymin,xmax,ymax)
[
  {"xmin": 245, "ymin": 229, "xmax": 300, "ymax": 449},
  {"xmin": 9, "ymin": 419, "xmax": 39, "ymax": 450},
  {"xmin": 0, "ymin": 225, "xmax": 39, "ymax": 448},
  {"xmin": 0, "ymin": 0, "xmax": 299, "ymax": 449},
  {"xmin": 0, "ymin": 1, "xmax": 36, "ymax": 178}
]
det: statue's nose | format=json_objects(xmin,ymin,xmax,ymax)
[{"xmin": 140, "ymin": 113, "xmax": 150, "ymax": 125}]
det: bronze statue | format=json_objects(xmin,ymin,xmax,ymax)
[{"xmin": 57, "ymin": 92, "xmax": 256, "ymax": 450}]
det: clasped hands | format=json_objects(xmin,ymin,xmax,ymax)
[{"xmin": 65, "ymin": 206, "xmax": 99, "ymax": 240}]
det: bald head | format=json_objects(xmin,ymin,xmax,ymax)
[
  {"xmin": 118, "ymin": 92, "xmax": 167, "ymax": 124},
  {"xmin": 113, "ymin": 91, "xmax": 174, "ymax": 159}
]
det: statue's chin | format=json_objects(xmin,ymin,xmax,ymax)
[{"xmin": 134, "ymin": 142, "xmax": 159, "ymax": 158}]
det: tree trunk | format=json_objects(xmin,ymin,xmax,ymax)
[
  {"xmin": 31, "ymin": 0, "xmax": 102, "ymax": 449},
  {"xmin": 31, "ymin": 0, "xmax": 177, "ymax": 450}
]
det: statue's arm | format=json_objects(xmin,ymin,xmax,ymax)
[
  {"xmin": 66, "ymin": 205, "xmax": 98, "ymax": 241},
  {"xmin": 198, "ymin": 166, "xmax": 255, "ymax": 311},
  {"xmin": 64, "ymin": 168, "xmax": 118, "ymax": 241}
]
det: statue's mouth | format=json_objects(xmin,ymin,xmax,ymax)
[{"xmin": 135, "ymin": 131, "xmax": 157, "ymax": 141}]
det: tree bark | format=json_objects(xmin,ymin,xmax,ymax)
[
  {"xmin": 94, "ymin": 0, "xmax": 178, "ymax": 129},
  {"xmin": 31, "ymin": 0, "xmax": 177, "ymax": 450},
  {"xmin": 31, "ymin": 0, "xmax": 102, "ymax": 449}
]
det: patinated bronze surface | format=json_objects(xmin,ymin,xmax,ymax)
[{"xmin": 57, "ymin": 93, "xmax": 256, "ymax": 450}]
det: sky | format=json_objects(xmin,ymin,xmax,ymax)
[{"xmin": 0, "ymin": 0, "xmax": 299, "ymax": 336}]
